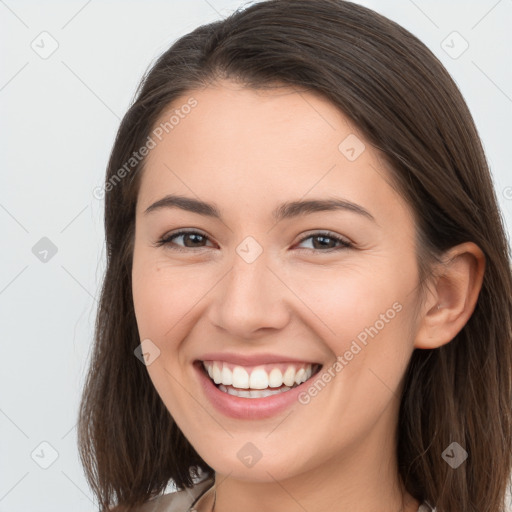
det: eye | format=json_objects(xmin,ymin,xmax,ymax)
[
  {"xmin": 155, "ymin": 229, "xmax": 215, "ymax": 252},
  {"xmin": 155, "ymin": 229, "xmax": 352, "ymax": 253},
  {"xmin": 295, "ymin": 231, "xmax": 352, "ymax": 252}
]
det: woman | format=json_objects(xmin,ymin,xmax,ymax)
[{"xmin": 77, "ymin": 1, "xmax": 512, "ymax": 511}]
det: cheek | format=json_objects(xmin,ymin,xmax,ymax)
[
  {"xmin": 132, "ymin": 275, "xmax": 179, "ymax": 338},
  {"xmin": 287, "ymin": 264, "xmax": 406, "ymax": 342},
  {"xmin": 131, "ymin": 258, "xmax": 202, "ymax": 414},
  {"xmin": 132, "ymin": 256, "xmax": 207, "ymax": 342},
  {"xmin": 287, "ymin": 256, "xmax": 418, "ymax": 385},
  {"xmin": 289, "ymin": 270, "xmax": 416, "ymax": 445}
]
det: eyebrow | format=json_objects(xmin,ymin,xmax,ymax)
[{"xmin": 143, "ymin": 194, "xmax": 375, "ymax": 223}]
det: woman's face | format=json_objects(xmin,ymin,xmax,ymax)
[{"xmin": 131, "ymin": 80, "xmax": 424, "ymax": 482}]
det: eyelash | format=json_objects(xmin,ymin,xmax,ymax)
[{"xmin": 154, "ymin": 229, "xmax": 352, "ymax": 253}]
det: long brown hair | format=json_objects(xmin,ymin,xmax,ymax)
[{"xmin": 77, "ymin": 1, "xmax": 512, "ymax": 510}]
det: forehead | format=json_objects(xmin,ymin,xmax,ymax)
[{"xmin": 136, "ymin": 81, "xmax": 409, "ymax": 227}]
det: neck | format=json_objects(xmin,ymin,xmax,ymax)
[{"xmin": 211, "ymin": 405, "xmax": 420, "ymax": 512}]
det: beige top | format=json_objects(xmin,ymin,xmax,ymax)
[{"xmin": 136, "ymin": 477, "xmax": 436, "ymax": 512}]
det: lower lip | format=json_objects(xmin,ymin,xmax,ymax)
[{"xmin": 194, "ymin": 362, "xmax": 319, "ymax": 420}]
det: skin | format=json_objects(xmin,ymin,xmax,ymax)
[{"xmin": 131, "ymin": 80, "xmax": 485, "ymax": 512}]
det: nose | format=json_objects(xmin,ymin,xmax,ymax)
[{"xmin": 207, "ymin": 247, "xmax": 291, "ymax": 338}]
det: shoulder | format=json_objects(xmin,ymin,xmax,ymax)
[{"xmin": 129, "ymin": 477, "xmax": 215, "ymax": 512}]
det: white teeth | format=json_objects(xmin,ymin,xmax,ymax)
[
  {"xmin": 212, "ymin": 364, "xmax": 222, "ymax": 384},
  {"xmin": 249, "ymin": 367, "xmax": 269, "ymax": 389},
  {"xmin": 282, "ymin": 366, "xmax": 296, "ymax": 387},
  {"xmin": 221, "ymin": 364, "xmax": 232, "ymax": 385},
  {"xmin": 294, "ymin": 368, "xmax": 306, "ymax": 385},
  {"xmin": 202, "ymin": 361, "xmax": 317, "ymax": 390},
  {"xmin": 268, "ymin": 368, "xmax": 283, "ymax": 388},
  {"xmin": 232, "ymin": 366, "xmax": 250, "ymax": 389},
  {"xmin": 218, "ymin": 384, "xmax": 292, "ymax": 398}
]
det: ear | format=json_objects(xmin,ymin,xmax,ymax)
[{"xmin": 414, "ymin": 242, "xmax": 485, "ymax": 349}]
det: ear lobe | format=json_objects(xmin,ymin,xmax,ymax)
[{"xmin": 414, "ymin": 242, "xmax": 485, "ymax": 350}]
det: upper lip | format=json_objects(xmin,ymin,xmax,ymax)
[{"xmin": 196, "ymin": 352, "xmax": 322, "ymax": 367}]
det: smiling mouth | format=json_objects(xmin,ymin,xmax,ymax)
[{"xmin": 199, "ymin": 360, "xmax": 323, "ymax": 399}]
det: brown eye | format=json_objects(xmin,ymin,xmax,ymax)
[
  {"xmin": 156, "ymin": 230, "xmax": 214, "ymax": 251},
  {"xmin": 296, "ymin": 232, "xmax": 352, "ymax": 252}
]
